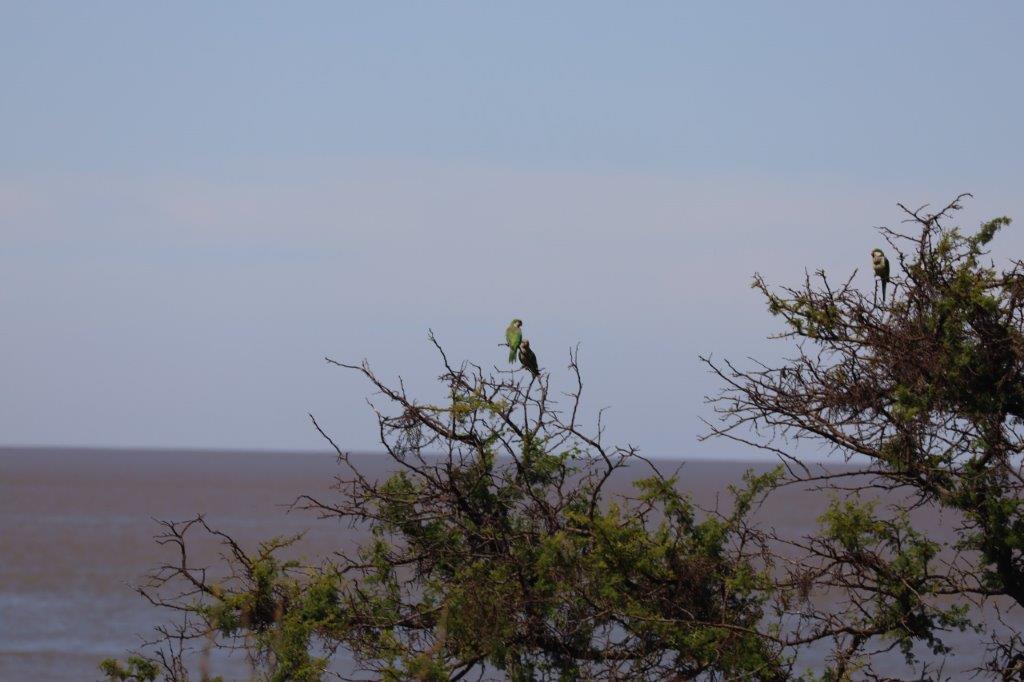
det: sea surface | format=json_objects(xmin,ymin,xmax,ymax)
[{"xmin": 1, "ymin": 447, "xmax": 1019, "ymax": 680}]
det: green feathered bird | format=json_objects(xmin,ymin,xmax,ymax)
[
  {"xmin": 519, "ymin": 339, "xmax": 539, "ymax": 377},
  {"xmin": 871, "ymin": 248, "xmax": 890, "ymax": 301},
  {"xmin": 505, "ymin": 319, "xmax": 523, "ymax": 363}
]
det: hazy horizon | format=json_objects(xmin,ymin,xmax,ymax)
[{"xmin": 0, "ymin": 443, "xmax": 837, "ymax": 465}]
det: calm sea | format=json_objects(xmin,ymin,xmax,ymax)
[{"xmin": 0, "ymin": 447, "xmax": 1017, "ymax": 680}]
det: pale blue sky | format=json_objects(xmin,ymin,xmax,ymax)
[{"xmin": 2, "ymin": 2, "xmax": 1023, "ymax": 457}]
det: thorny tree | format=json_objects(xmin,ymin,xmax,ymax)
[
  {"xmin": 703, "ymin": 194, "xmax": 1024, "ymax": 678},
  {"xmin": 104, "ymin": 195, "xmax": 1024, "ymax": 680},
  {"xmin": 103, "ymin": 338, "xmax": 790, "ymax": 681}
]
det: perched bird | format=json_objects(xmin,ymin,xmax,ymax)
[
  {"xmin": 506, "ymin": 319, "xmax": 523, "ymax": 363},
  {"xmin": 519, "ymin": 339, "xmax": 539, "ymax": 377},
  {"xmin": 871, "ymin": 248, "xmax": 890, "ymax": 302}
]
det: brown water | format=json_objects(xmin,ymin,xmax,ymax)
[{"xmin": 0, "ymin": 447, "xmax": 1017, "ymax": 680}]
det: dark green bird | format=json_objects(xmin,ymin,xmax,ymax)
[
  {"xmin": 518, "ymin": 339, "xmax": 539, "ymax": 377},
  {"xmin": 505, "ymin": 319, "xmax": 523, "ymax": 363},
  {"xmin": 871, "ymin": 248, "xmax": 890, "ymax": 301}
]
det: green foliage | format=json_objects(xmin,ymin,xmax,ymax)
[
  {"xmin": 119, "ymin": 420, "xmax": 791, "ymax": 679},
  {"xmin": 352, "ymin": 458, "xmax": 787, "ymax": 678},
  {"xmin": 116, "ymin": 198, "xmax": 1024, "ymax": 679},
  {"xmin": 720, "ymin": 198, "xmax": 1024, "ymax": 677},
  {"xmin": 818, "ymin": 498, "xmax": 971, "ymax": 662},
  {"xmin": 100, "ymin": 656, "xmax": 159, "ymax": 682}
]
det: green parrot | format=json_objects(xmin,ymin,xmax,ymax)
[
  {"xmin": 506, "ymin": 319, "xmax": 523, "ymax": 363},
  {"xmin": 871, "ymin": 248, "xmax": 890, "ymax": 301},
  {"xmin": 519, "ymin": 339, "xmax": 539, "ymax": 377}
]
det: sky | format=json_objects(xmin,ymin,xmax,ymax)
[{"xmin": 2, "ymin": 2, "xmax": 1024, "ymax": 458}]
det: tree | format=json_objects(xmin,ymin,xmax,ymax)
[
  {"xmin": 105, "ymin": 195, "xmax": 1024, "ymax": 680},
  {"xmin": 703, "ymin": 194, "xmax": 1024, "ymax": 676},
  {"xmin": 104, "ymin": 339, "xmax": 790, "ymax": 681}
]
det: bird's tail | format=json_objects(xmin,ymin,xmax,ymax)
[
  {"xmin": 508, "ymin": 347, "xmax": 517, "ymax": 363},
  {"xmin": 882, "ymin": 280, "xmax": 887, "ymax": 302}
]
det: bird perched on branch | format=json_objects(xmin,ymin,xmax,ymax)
[
  {"xmin": 519, "ymin": 339, "xmax": 539, "ymax": 377},
  {"xmin": 871, "ymin": 248, "xmax": 890, "ymax": 302},
  {"xmin": 505, "ymin": 319, "xmax": 523, "ymax": 362}
]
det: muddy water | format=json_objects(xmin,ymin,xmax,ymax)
[{"xmin": 0, "ymin": 447, "xmax": 1016, "ymax": 680}]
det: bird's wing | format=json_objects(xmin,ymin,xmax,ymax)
[{"xmin": 521, "ymin": 347, "xmax": 539, "ymax": 374}]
